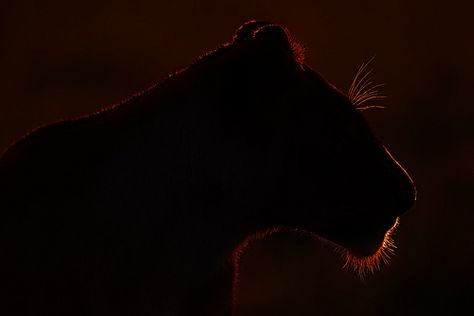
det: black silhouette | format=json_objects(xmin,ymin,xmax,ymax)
[{"xmin": 0, "ymin": 21, "xmax": 415, "ymax": 315}]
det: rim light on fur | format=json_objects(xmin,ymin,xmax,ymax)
[{"xmin": 337, "ymin": 217, "xmax": 400, "ymax": 278}]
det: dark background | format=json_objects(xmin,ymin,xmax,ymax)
[{"xmin": 1, "ymin": 1, "xmax": 472, "ymax": 315}]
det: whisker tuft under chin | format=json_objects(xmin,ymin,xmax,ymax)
[{"xmin": 336, "ymin": 217, "xmax": 400, "ymax": 279}]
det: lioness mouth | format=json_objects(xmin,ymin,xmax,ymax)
[{"xmin": 336, "ymin": 217, "xmax": 400, "ymax": 278}]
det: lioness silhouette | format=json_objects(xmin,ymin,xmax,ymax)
[{"xmin": 0, "ymin": 21, "xmax": 415, "ymax": 315}]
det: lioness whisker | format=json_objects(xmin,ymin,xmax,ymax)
[{"xmin": 348, "ymin": 57, "xmax": 387, "ymax": 110}]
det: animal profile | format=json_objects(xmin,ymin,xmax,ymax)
[{"xmin": 0, "ymin": 20, "xmax": 415, "ymax": 315}]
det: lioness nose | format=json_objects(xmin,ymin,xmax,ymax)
[{"xmin": 382, "ymin": 149, "xmax": 417, "ymax": 215}]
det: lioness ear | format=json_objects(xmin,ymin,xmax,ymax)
[
  {"xmin": 238, "ymin": 23, "xmax": 304, "ymax": 65},
  {"xmin": 233, "ymin": 20, "xmax": 271, "ymax": 43},
  {"xmin": 252, "ymin": 24, "xmax": 293, "ymax": 52},
  {"xmin": 228, "ymin": 22, "xmax": 303, "ymax": 88}
]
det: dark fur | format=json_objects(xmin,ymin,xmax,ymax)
[{"xmin": 0, "ymin": 21, "xmax": 415, "ymax": 315}]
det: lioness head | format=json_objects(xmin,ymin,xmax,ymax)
[{"xmin": 189, "ymin": 20, "xmax": 416, "ymax": 274}]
